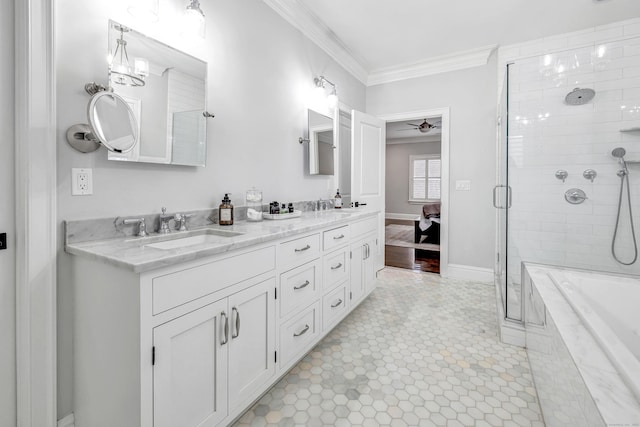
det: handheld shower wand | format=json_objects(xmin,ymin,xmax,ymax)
[
  {"xmin": 612, "ymin": 147, "xmax": 629, "ymax": 174},
  {"xmin": 611, "ymin": 147, "xmax": 638, "ymax": 265}
]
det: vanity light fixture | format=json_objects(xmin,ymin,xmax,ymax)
[
  {"xmin": 314, "ymin": 76, "xmax": 338, "ymax": 109},
  {"xmin": 109, "ymin": 24, "xmax": 149, "ymax": 87},
  {"xmin": 182, "ymin": 0, "xmax": 206, "ymax": 39}
]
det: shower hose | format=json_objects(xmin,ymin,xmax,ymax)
[{"xmin": 612, "ymin": 170, "xmax": 638, "ymax": 265}]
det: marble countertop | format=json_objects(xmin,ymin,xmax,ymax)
[
  {"xmin": 524, "ymin": 263, "xmax": 640, "ymax": 425},
  {"xmin": 65, "ymin": 209, "xmax": 377, "ymax": 273}
]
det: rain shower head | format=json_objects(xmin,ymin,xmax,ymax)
[{"xmin": 565, "ymin": 87, "xmax": 596, "ymax": 105}]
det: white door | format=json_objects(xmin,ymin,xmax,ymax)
[
  {"xmin": 352, "ymin": 110, "xmax": 386, "ymax": 271},
  {"xmin": 153, "ymin": 299, "xmax": 229, "ymax": 427},
  {"xmin": 227, "ymin": 278, "xmax": 276, "ymax": 412}
]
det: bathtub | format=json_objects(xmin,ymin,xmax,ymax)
[{"xmin": 524, "ymin": 263, "xmax": 640, "ymax": 427}]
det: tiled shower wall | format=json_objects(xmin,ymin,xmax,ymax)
[{"xmin": 504, "ymin": 21, "xmax": 640, "ymax": 292}]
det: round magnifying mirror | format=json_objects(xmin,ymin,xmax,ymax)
[{"xmin": 87, "ymin": 91, "xmax": 139, "ymax": 153}]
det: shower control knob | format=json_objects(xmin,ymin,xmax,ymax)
[
  {"xmin": 564, "ymin": 188, "xmax": 588, "ymax": 204},
  {"xmin": 555, "ymin": 170, "xmax": 568, "ymax": 183},
  {"xmin": 583, "ymin": 169, "xmax": 597, "ymax": 182}
]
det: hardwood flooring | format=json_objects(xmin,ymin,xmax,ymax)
[
  {"xmin": 385, "ymin": 218, "xmax": 440, "ymax": 274},
  {"xmin": 385, "ymin": 245, "xmax": 440, "ymax": 273}
]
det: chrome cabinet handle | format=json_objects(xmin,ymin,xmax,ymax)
[
  {"xmin": 294, "ymin": 280, "xmax": 310, "ymax": 290},
  {"xmin": 295, "ymin": 245, "xmax": 311, "ymax": 253},
  {"xmin": 293, "ymin": 324, "xmax": 310, "ymax": 337},
  {"xmin": 331, "ymin": 262, "xmax": 343, "ymax": 270},
  {"xmin": 232, "ymin": 307, "xmax": 240, "ymax": 339},
  {"xmin": 221, "ymin": 311, "xmax": 229, "ymax": 345},
  {"xmin": 507, "ymin": 186, "xmax": 512, "ymax": 208},
  {"xmin": 333, "ymin": 234, "xmax": 345, "ymax": 240},
  {"xmin": 331, "ymin": 299, "xmax": 343, "ymax": 308}
]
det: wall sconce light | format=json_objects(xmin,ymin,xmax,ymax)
[
  {"xmin": 182, "ymin": 0, "xmax": 206, "ymax": 39},
  {"xmin": 108, "ymin": 24, "xmax": 149, "ymax": 87},
  {"xmin": 127, "ymin": 0, "xmax": 159, "ymax": 23},
  {"xmin": 315, "ymin": 76, "xmax": 338, "ymax": 109}
]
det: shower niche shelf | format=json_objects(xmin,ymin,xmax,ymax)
[{"xmin": 620, "ymin": 127, "xmax": 640, "ymax": 133}]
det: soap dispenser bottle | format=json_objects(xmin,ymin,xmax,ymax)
[
  {"xmin": 334, "ymin": 189, "xmax": 342, "ymax": 209},
  {"xmin": 219, "ymin": 193, "xmax": 234, "ymax": 225}
]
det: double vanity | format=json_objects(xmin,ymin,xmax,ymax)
[{"xmin": 65, "ymin": 209, "xmax": 379, "ymax": 427}]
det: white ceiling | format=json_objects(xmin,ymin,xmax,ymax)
[{"xmin": 266, "ymin": 0, "xmax": 640, "ymax": 84}]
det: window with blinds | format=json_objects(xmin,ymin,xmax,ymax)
[{"xmin": 409, "ymin": 154, "xmax": 441, "ymax": 202}]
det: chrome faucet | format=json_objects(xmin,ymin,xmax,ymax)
[
  {"xmin": 158, "ymin": 207, "xmax": 173, "ymax": 234},
  {"xmin": 123, "ymin": 217, "xmax": 148, "ymax": 237},
  {"xmin": 174, "ymin": 213, "xmax": 194, "ymax": 231}
]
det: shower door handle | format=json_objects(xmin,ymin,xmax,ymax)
[{"xmin": 493, "ymin": 185, "xmax": 512, "ymax": 209}]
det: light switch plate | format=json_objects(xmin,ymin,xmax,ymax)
[
  {"xmin": 455, "ymin": 180, "xmax": 471, "ymax": 191},
  {"xmin": 72, "ymin": 168, "xmax": 93, "ymax": 196}
]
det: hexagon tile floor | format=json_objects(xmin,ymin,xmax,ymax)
[{"xmin": 233, "ymin": 267, "xmax": 545, "ymax": 427}]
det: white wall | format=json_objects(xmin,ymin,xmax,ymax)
[
  {"xmin": 0, "ymin": 0, "xmax": 15, "ymax": 424},
  {"xmin": 368, "ymin": 54, "xmax": 498, "ymax": 269},
  {"xmin": 55, "ymin": 0, "xmax": 366, "ymax": 418},
  {"xmin": 386, "ymin": 141, "xmax": 441, "ymax": 215}
]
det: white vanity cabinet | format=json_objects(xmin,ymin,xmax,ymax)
[
  {"xmin": 68, "ymin": 212, "xmax": 379, "ymax": 427},
  {"xmin": 154, "ymin": 277, "xmax": 276, "ymax": 427},
  {"xmin": 350, "ymin": 217, "xmax": 378, "ymax": 307}
]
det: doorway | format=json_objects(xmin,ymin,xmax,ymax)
[{"xmin": 379, "ymin": 109, "xmax": 450, "ymax": 275}]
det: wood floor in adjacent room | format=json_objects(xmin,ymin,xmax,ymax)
[{"xmin": 384, "ymin": 219, "xmax": 440, "ymax": 274}]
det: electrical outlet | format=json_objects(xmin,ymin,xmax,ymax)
[{"xmin": 72, "ymin": 168, "xmax": 93, "ymax": 196}]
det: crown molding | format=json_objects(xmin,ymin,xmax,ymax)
[
  {"xmin": 368, "ymin": 44, "xmax": 498, "ymax": 86},
  {"xmin": 262, "ymin": 0, "xmax": 369, "ymax": 84},
  {"xmin": 263, "ymin": 0, "xmax": 497, "ymax": 87}
]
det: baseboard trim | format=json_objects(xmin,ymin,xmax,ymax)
[
  {"xmin": 446, "ymin": 264, "xmax": 493, "ymax": 282},
  {"xmin": 385, "ymin": 212, "xmax": 418, "ymax": 221},
  {"xmin": 58, "ymin": 413, "xmax": 74, "ymax": 427}
]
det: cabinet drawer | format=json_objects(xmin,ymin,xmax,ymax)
[
  {"xmin": 323, "ymin": 225, "xmax": 349, "ymax": 252},
  {"xmin": 152, "ymin": 246, "xmax": 275, "ymax": 315},
  {"xmin": 351, "ymin": 216, "xmax": 377, "ymax": 239},
  {"xmin": 280, "ymin": 260, "xmax": 320, "ymax": 319},
  {"xmin": 323, "ymin": 283, "xmax": 348, "ymax": 331},
  {"xmin": 278, "ymin": 234, "xmax": 320, "ymax": 269},
  {"xmin": 323, "ymin": 248, "xmax": 349, "ymax": 290},
  {"xmin": 279, "ymin": 302, "xmax": 320, "ymax": 368}
]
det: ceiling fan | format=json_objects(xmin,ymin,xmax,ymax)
[{"xmin": 401, "ymin": 119, "xmax": 440, "ymax": 133}]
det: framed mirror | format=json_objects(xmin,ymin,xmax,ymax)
[
  {"xmin": 106, "ymin": 20, "xmax": 208, "ymax": 166},
  {"xmin": 308, "ymin": 109, "xmax": 335, "ymax": 175}
]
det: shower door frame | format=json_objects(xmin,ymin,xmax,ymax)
[{"xmin": 495, "ymin": 62, "xmax": 526, "ymax": 346}]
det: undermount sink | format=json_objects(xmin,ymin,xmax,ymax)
[{"xmin": 145, "ymin": 229, "xmax": 243, "ymax": 250}]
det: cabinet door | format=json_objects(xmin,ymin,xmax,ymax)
[
  {"xmin": 153, "ymin": 299, "xmax": 229, "ymax": 427},
  {"xmin": 350, "ymin": 242, "xmax": 365, "ymax": 305},
  {"xmin": 363, "ymin": 235, "xmax": 377, "ymax": 294},
  {"xmin": 227, "ymin": 278, "xmax": 276, "ymax": 412}
]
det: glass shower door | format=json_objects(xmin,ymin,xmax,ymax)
[{"xmin": 495, "ymin": 64, "xmax": 521, "ymax": 321}]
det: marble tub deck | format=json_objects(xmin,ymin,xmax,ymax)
[
  {"xmin": 233, "ymin": 268, "xmax": 545, "ymax": 427},
  {"xmin": 525, "ymin": 264, "xmax": 640, "ymax": 426}
]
